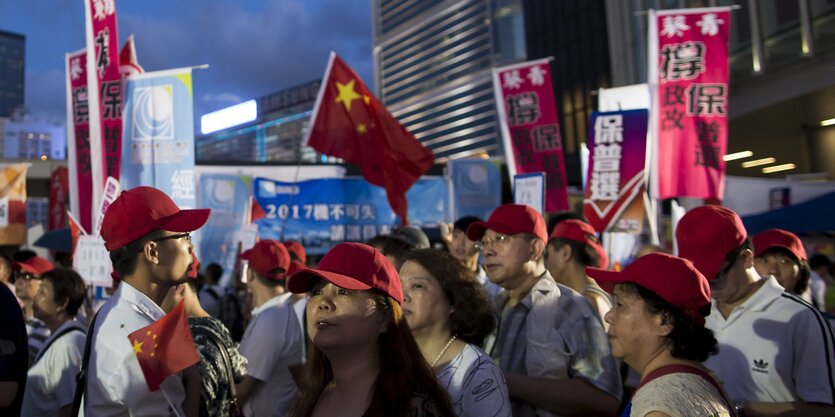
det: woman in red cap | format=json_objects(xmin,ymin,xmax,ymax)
[
  {"xmin": 586, "ymin": 253, "xmax": 735, "ymax": 417},
  {"xmin": 399, "ymin": 249, "xmax": 510, "ymax": 417},
  {"xmin": 752, "ymin": 229, "xmax": 812, "ymax": 302},
  {"xmin": 287, "ymin": 243, "xmax": 454, "ymax": 417}
]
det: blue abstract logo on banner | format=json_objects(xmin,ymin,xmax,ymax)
[
  {"xmin": 448, "ymin": 158, "xmax": 502, "ymax": 220},
  {"xmin": 254, "ymin": 177, "xmax": 449, "ymax": 255}
]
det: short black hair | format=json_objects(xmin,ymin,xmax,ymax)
[
  {"xmin": 548, "ymin": 238, "xmax": 599, "ymax": 268},
  {"xmin": 546, "ymin": 211, "xmax": 589, "ymax": 235},
  {"xmin": 758, "ymin": 246, "xmax": 811, "ymax": 295},
  {"xmin": 810, "ymin": 254, "xmax": 832, "ymax": 271},
  {"xmin": 13, "ymin": 249, "xmax": 37, "ymax": 263},
  {"xmin": 42, "ymin": 268, "xmax": 87, "ymax": 316},
  {"xmin": 204, "ymin": 263, "xmax": 224, "ymax": 283},
  {"xmin": 453, "ymin": 216, "xmax": 482, "ymax": 232},
  {"xmin": 621, "ymin": 282, "xmax": 718, "ymax": 362}
]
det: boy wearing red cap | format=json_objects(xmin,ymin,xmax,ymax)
[
  {"xmin": 677, "ymin": 205, "xmax": 835, "ymax": 416},
  {"xmin": 84, "ymin": 186, "xmax": 210, "ymax": 417},
  {"xmin": 467, "ymin": 204, "xmax": 622, "ymax": 417},
  {"xmin": 237, "ymin": 240, "xmax": 303, "ymax": 417},
  {"xmin": 546, "ymin": 219, "xmax": 612, "ymax": 328}
]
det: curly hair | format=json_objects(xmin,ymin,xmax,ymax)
[
  {"xmin": 400, "ymin": 249, "xmax": 496, "ymax": 346},
  {"xmin": 291, "ymin": 288, "xmax": 455, "ymax": 417},
  {"xmin": 619, "ymin": 282, "xmax": 718, "ymax": 362}
]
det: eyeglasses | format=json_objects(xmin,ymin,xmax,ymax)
[
  {"xmin": 153, "ymin": 233, "xmax": 192, "ymax": 245},
  {"xmin": 474, "ymin": 234, "xmax": 513, "ymax": 250},
  {"xmin": 15, "ymin": 271, "xmax": 41, "ymax": 281}
]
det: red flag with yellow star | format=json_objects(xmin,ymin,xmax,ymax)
[
  {"xmin": 127, "ymin": 300, "xmax": 199, "ymax": 391},
  {"xmin": 305, "ymin": 52, "xmax": 435, "ymax": 224}
]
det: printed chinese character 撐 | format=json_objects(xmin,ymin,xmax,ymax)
[
  {"xmin": 659, "ymin": 41, "xmax": 705, "ymax": 81},
  {"xmin": 506, "ymin": 92, "xmax": 540, "ymax": 126}
]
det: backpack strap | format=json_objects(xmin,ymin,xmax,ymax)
[
  {"xmin": 205, "ymin": 287, "xmax": 220, "ymax": 300},
  {"xmin": 32, "ymin": 323, "xmax": 85, "ymax": 365},
  {"xmin": 71, "ymin": 311, "xmax": 100, "ymax": 417}
]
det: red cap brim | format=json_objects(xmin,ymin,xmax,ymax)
[
  {"xmin": 287, "ymin": 268, "xmax": 373, "ymax": 294},
  {"xmin": 584, "ymin": 266, "xmax": 628, "ymax": 293},
  {"xmin": 159, "ymin": 208, "xmax": 211, "ymax": 233},
  {"xmin": 466, "ymin": 221, "xmax": 524, "ymax": 241},
  {"xmin": 12, "ymin": 261, "xmax": 39, "ymax": 275}
]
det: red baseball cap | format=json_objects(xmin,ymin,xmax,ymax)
[
  {"xmin": 587, "ymin": 253, "xmax": 711, "ymax": 325},
  {"xmin": 467, "ymin": 204, "xmax": 548, "ymax": 242},
  {"xmin": 287, "ymin": 260, "xmax": 307, "ymax": 276},
  {"xmin": 676, "ymin": 205, "xmax": 747, "ymax": 280},
  {"xmin": 100, "ymin": 186, "xmax": 211, "ymax": 251},
  {"xmin": 549, "ymin": 219, "xmax": 609, "ymax": 269},
  {"xmin": 12, "ymin": 256, "xmax": 54, "ymax": 276},
  {"xmin": 188, "ymin": 253, "xmax": 200, "ymax": 279},
  {"xmin": 753, "ymin": 229, "xmax": 806, "ymax": 261},
  {"xmin": 282, "ymin": 241, "xmax": 307, "ymax": 264},
  {"xmin": 242, "ymin": 240, "xmax": 291, "ymax": 281},
  {"xmin": 287, "ymin": 242, "xmax": 403, "ymax": 304}
]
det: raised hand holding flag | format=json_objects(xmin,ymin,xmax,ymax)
[{"xmin": 127, "ymin": 300, "xmax": 199, "ymax": 392}]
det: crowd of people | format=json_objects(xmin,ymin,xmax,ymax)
[{"xmin": 1, "ymin": 186, "xmax": 834, "ymax": 417}]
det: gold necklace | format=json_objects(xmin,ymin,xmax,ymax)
[{"xmin": 430, "ymin": 335, "xmax": 457, "ymax": 367}]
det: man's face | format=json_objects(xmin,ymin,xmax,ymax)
[
  {"xmin": 449, "ymin": 229, "xmax": 478, "ymax": 262},
  {"xmin": 478, "ymin": 229, "xmax": 536, "ymax": 289},
  {"xmin": 151, "ymin": 232, "xmax": 194, "ymax": 284},
  {"xmin": 709, "ymin": 250, "xmax": 753, "ymax": 304}
]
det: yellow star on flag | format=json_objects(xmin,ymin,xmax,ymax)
[
  {"xmin": 132, "ymin": 340, "xmax": 144, "ymax": 354},
  {"xmin": 335, "ymin": 79, "xmax": 362, "ymax": 111},
  {"xmin": 363, "ymin": 95, "xmax": 371, "ymax": 105},
  {"xmin": 356, "ymin": 123, "xmax": 367, "ymax": 134}
]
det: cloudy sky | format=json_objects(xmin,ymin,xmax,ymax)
[{"xmin": 0, "ymin": 0, "xmax": 374, "ymax": 128}]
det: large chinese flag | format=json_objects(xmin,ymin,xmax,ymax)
[
  {"xmin": 127, "ymin": 300, "xmax": 199, "ymax": 391},
  {"xmin": 306, "ymin": 53, "xmax": 434, "ymax": 224}
]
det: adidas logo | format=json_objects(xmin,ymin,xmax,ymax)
[{"xmin": 752, "ymin": 358, "xmax": 769, "ymax": 374}]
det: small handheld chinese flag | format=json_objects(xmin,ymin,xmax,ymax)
[
  {"xmin": 305, "ymin": 52, "xmax": 435, "ymax": 225},
  {"xmin": 127, "ymin": 300, "xmax": 199, "ymax": 391},
  {"xmin": 250, "ymin": 196, "xmax": 267, "ymax": 223}
]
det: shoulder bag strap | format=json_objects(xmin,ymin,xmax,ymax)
[
  {"xmin": 205, "ymin": 327, "xmax": 241, "ymax": 414},
  {"xmin": 71, "ymin": 311, "xmax": 99, "ymax": 417}
]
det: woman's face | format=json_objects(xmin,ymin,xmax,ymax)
[
  {"xmin": 604, "ymin": 285, "xmax": 666, "ymax": 368},
  {"xmin": 306, "ymin": 281, "xmax": 388, "ymax": 352},
  {"xmin": 399, "ymin": 260, "xmax": 452, "ymax": 337},
  {"xmin": 754, "ymin": 252, "xmax": 801, "ymax": 293}
]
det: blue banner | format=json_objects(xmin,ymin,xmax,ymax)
[
  {"xmin": 121, "ymin": 68, "xmax": 196, "ymax": 208},
  {"xmin": 254, "ymin": 177, "xmax": 449, "ymax": 255},
  {"xmin": 196, "ymin": 174, "xmax": 252, "ymax": 285},
  {"xmin": 448, "ymin": 158, "xmax": 502, "ymax": 221}
]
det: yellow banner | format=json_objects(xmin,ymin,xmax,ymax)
[{"xmin": 0, "ymin": 164, "xmax": 29, "ymax": 245}]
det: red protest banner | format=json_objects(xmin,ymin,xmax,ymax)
[
  {"xmin": 494, "ymin": 58, "xmax": 569, "ymax": 212},
  {"xmin": 650, "ymin": 7, "xmax": 731, "ymax": 200},
  {"xmin": 66, "ymin": 49, "xmax": 94, "ymax": 233}
]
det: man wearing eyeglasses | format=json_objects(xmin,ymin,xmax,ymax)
[
  {"xmin": 82, "ymin": 186, "xmax": 210, "ymax": 417},
  {"xmin": 676, "ymin": 205, "xmax": 835, "ymax": 417},
  {"xmin": 11, "ymin": 255, "xmax": 54, "ymax": 367},
  {"xmin": 467, "ymin": 204, "xmax": 621, "ymax": 417}
]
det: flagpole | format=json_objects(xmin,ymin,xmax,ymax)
[{"xmin": 160, "ymin": 386, "xmax": 184, "ymax": 417}]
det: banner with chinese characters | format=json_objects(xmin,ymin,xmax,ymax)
[
  {"xmin": 196, "ymin": 174, "xmax": 252, "ymax": 287},
  {"xmin": 493, "ymin": 58, "xmax": 569, "ymax": 212},
  {"xmin": 584, "ymin": 110, "xmax": 648, "ymax": 233},
  {"xmin": 253, "ymin": 177, "xmax": 449, "ymax": 255},
  {"xmin": 121, "ymin": 68, "xmax": 196, "ymax": 209},
  {"xmin": 84, "ymin": 0, "xmax": 123, "ymax": 219},
  {"xmin": 66, "ymin": 49, "xmax": 94, "ymax": 233},
  {"xmin": 49, "ymin": 167, "xmax": 69, "ymax": 231},
  {"xmin": 649, "ymin": 7, "xmax": 731, "ymax": 200}
]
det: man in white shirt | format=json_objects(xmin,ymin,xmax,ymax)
[
  {"xmin": 677, "ymin": 205, "xmax": 835, "ymax": 417},
  {"xmin": 237, "ymin": 239, "xmax": 303, "ymax": 417},
  {"xmin": 83, "ymin": 186, "xmax": 210, "ymax": 417}
]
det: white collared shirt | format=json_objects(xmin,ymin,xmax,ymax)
[
  {"xmin": 84, "ymin": 282, "xmax": 185, "ymax": 417},
  {"xmin": 705, "ymin": 276, "xmax": 835, "ymax": 404},
  {"xmin": 240, "ymin": 294, "xmax": 303, "ymax": 417}
]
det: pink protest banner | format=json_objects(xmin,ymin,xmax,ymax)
[
  {"xmin": 584, "ymin": 110, "xmax": 648, "ymax": 233},
  {"xmin": 494, "ymin": 58, "xmax": 569, "ymax": 212},
  {"xmin": 49, "ymin": 167, "xmax": 69, "ymax": 231},
  {"xmin": 649, "ymin": 7, "xmax": 731, "ymax": 200},
  {"xmin": 66, "ymin": 49, "xmax": 93, "ymax": 233},
  {"xmin": 84, "ymin": 0, "xmax": 123, "ymax": 220}
]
